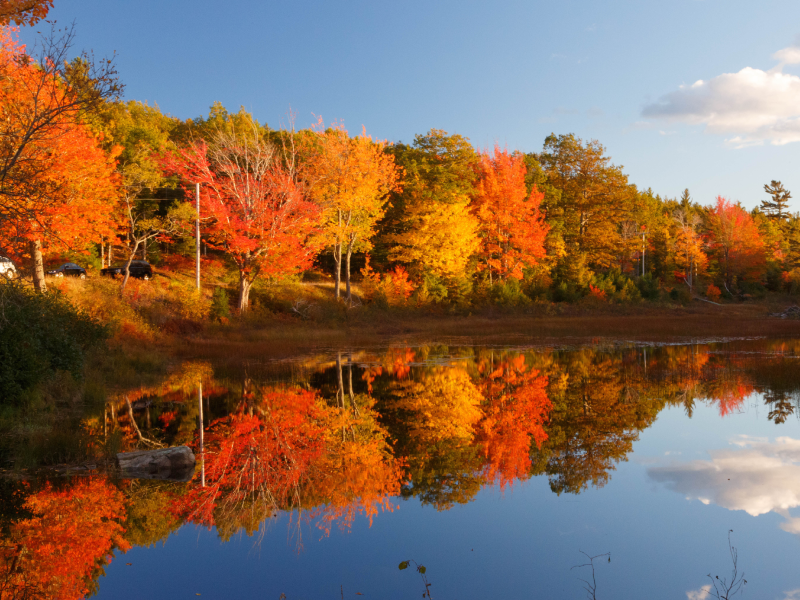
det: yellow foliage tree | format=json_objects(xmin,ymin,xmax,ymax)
[
  {"xmin": 304, "ymin": 122, "xmax": 400, "ymax": 303},
  {"xmin": 388, "ymin": 197, "xmax": 479, "ymax": 280}
]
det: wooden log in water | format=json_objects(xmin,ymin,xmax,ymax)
[{"xmin": 117, "ymin": 446, "xmax": 196, "ymax": 481}]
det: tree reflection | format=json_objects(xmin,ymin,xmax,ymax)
[
  {"xmin": 476, "ymin": 353, "xmax": 551, "ymax": 487},
  {"xmin": 0, "ymin": 478, "xmax": 129, "ymax": 600},
  {"xmin": 172, "ymin": 384, "xmax": 403, "ymax": 541}
]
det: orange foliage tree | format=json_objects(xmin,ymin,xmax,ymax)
[
  {"xmin": 473, "ymin": 146, "xmax": 549, "ymax": 283},
  {"xmin": 706, "ymin": 196, "xmax": 766, "ymax": 290},
  {"xmin": 672, "ymin": 208, "xmax": 707, "ymax": 290},
  {"xmin": 0, "ymin": 0, "xmax": 52, "ymax": 25},
  {"xmin": 164, "ymin": 122, "xmax": 320, "ymax": 312},
  {"xmin": 0, "ymin": 478, "xmax": 129, "ymax": 600},
  {"xmin": 0, "ymin": 27, "xmax": 120, "ymax": 291}
]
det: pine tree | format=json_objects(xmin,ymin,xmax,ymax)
[{"xmin": 761, "ymin": 180, "xmax": 792, "ymax": 220}]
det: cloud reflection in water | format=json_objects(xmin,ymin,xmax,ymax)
[{"xmin": 649, "ymin": 436, "xmax": 800, "ymax": 534}]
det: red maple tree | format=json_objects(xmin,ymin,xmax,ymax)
[{"xmin": 164, "ymin": 125, "xmax": 320, "ymax": 311}]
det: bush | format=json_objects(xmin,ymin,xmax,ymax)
[
  {"xmin": 669, "ymin": 286, "xmax": 692, "ymax": 304},
  {"xmin": 589, "ymin": 269, "xmax": 642, "ymax": 303},
  {"xmin": 636, "ymin": 273, "xmax": 661, "ymax": 300},
  {"xmin": 0, "ymin": 282, "xmax": 108, "ymax": 405},
  {"xmin": 490, "ymin": 278, "xmax": 531, "ymax": 306},
  {"xmin": 739, "ymin": 280, "xmax": 766, "ymax": 299},
  {"xmin": 210, "ymin": 286, "xmax": 231, "ymax": 321}
]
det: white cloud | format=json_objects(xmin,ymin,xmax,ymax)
[
  {"xmin": 783, "ymin": 588, "xmax": 800, "ymax": 600},
  {"xmin": 686, "ymin": 584, "xmax": 711, "ymax": 600},
  {"xmin": 642, "ymin": 44, "xmax": 800, "ymax": 146},
  {"xmin": 773, "ymin": 46, "xmax": 800, "ymax": 66},
  {"xmin": 648, "ymin": 437, "xmax": 800, "ymax": 531}
]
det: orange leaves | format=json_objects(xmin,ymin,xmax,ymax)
[
  {"xmin": 477, "ymin": 355, "xmax": 552, "ymax": 487},
  {"xmin": 0, "ymin": 0, "xmax": 53, "ymax": 25},
  {"xmin": 360, "ymin": 255, "xmax": 415, "ymax": 305},
  {"xmin": 0, "ymin": 28, "xmax": 119, "ymax": 257},
  {"xmin": 706, "ymin": 196, "xmax": 766, "ymax": 286},
  {"xmin": 0, "ymin": 478, "xmax": 129, "ymax": 600},
  {"xmin": 588, "ymin": 284, "xmax": 607, "ymax": 301},
  {"xmin": 474, "ymin": 146, "xmax": 549, "ymax": 282},
  {"xmin": 164, "ymin": 128, "xmax": 321, "ymax": 311},
  {"xmin": 304, "ymin": 122, "xmax": 400, "ymax": 249}
]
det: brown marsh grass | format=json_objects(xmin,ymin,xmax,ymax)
[{"xmin": 174, "ymin": 300, "xmax": 800, "ymax": 365}]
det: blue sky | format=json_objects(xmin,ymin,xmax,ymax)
[{"xmin": 21, "ymin": 0, "xmax": 800, "ymax": 209}]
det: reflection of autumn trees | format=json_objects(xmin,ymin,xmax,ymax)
[
  {"xmin": 0, "ymin": 478, "xmax": 129, "ymax": 600},
  {"xmin": 172, "ymin": 385, "xmax": 403, "ymax": 541},
  {"xmin": 378, "ymin": 350, "xmax": 554, "ymax": 507},
  {"xmin": 531, "ymin": 348, "xmax": 663, "ymax": 495},
  {"xmin": 382, "ymin": 366, "xmax": 484, "ymax": 509},
  {"xmin": 476, "ymin": 353, "xmax": 552, "ymax": 487}
]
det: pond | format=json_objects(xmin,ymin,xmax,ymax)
[{"xmin": 2, "ymin": 337, "xmax": 800, "ymax": 599}]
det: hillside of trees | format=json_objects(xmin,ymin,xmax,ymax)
[{"xmin": 1, "ymin": 18, "xmax": 799, "ymax": 324}]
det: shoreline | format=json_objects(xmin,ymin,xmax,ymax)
[{"xmin": 170, "ymin": 300, "xmax": 800, "ymax": 363}]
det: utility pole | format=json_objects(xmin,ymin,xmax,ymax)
[
  {"xmin": 195, "ymin": 183, "xmax": 201, "ymax": 291},
  {"xmin": 641, "ymin": 230, "xmax": 647, "ymax": 276}
]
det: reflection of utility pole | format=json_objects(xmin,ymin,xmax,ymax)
[
  {"xmin": 195, "ymin": 183, "xmax": 201, "ymax": 291},
  {"xmin": 198, "ymin": 382, "xmax": 205, "ymax": 488}
]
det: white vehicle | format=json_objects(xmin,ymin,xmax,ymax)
[{"xmin": 0, "ymin": 256, "xmax": 17, "ymax": 279}]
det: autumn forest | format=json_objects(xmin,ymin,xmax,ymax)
[{"xmin": 4, "ymin": 0, "xmax": 800, "ymax": 598}]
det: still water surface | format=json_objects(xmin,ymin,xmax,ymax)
[{"xmin": 6, "ymin": 338, "xmax": 800, "ymax": 599}]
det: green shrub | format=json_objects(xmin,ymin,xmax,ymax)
[
  {"xmin": 636, "ymin": 273, "xmax": 661, "ymax": 300},
  {"xmin": 739, "ymin": 280, "xmax": 766, "ymax": 299},
  {"xmin": 490, "ymin": 278, "xmax": 531, "ymax": 306},
  {"xmin": 210, "ymin": 286, "xmax": 231, "ymax": 320},
  {"xmin": 0, "ymin": 282, "xmax": 108, "ymax": 405},
  {"xmin": 589, "ymin": 269, "xmax": 642, "ymax": 303},
  {"xmin": 669, "ymin": 286, "xmax": 692, "ymax": 304}
]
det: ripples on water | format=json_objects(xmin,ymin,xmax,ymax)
[{"xmin": 3, "ymin": 338, "xmax": 800, "ymax": 599}]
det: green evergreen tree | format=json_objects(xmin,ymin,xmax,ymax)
[{"xmin": 761, "ymin": 180, "xmax": 792, "ymax": 220}]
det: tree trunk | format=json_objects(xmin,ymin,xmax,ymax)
[
  {"xmin": 334, "ymin": 242, "xmax": 342, "ymax": 300},
  {"xmin": 120, "ymin": 242, "xmax": 140, "ymax": 294},
  {"xmin": 345, "ymin": 239, "xmax": 353, "ymax": 305},
  {"xmin": 30, "ymin": 239, "xmax": 46, "ymax": 293},
  {"xmin": 336, "ymin": 352, "xmax": 344, "ymax": 408},
  {"xmin": 143, "ymin": 237, "xmax": 147, "ymax": 261},
  {"xmin": 237, "ymin": 274, "xmax": 253, "ymax": 313}
]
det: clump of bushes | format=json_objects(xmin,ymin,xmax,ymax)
[
  {"xmin": 588, "ymin": 269, "xmax": 642, "ymax": 303},
  {"xmin": 0, "ymin": 282, "xmax": 108, "ymax": 405}
]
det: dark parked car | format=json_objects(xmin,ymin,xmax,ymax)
[
  {"xmin": 101, "ymin": 260, "xmax": 153, "ymax": 280},
  {"xmin": 47, "ymin": 262, "xmax": 87, "ymax": 279}
]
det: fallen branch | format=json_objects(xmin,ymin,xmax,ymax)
[{"xmin": 125, "ymin": 395, "xmax": 163, "ymax": 448}]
